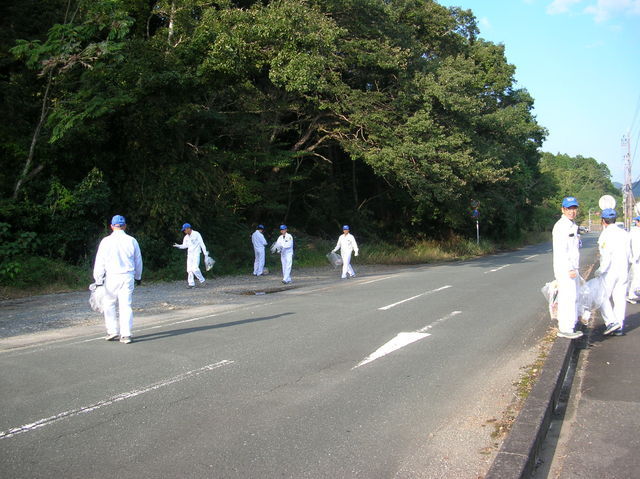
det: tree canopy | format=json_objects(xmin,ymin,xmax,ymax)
[{"xmin": 1, "ymin": 0, "xmax": 607, "ymax": 276}]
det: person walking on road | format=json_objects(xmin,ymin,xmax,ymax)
[
  {"xmin": 252, "ymin": 224, "xmax": 268, "ymax": 276},
  {"xmin": 626, "ymin": 216, "xmax": 640, "ymax": 304},
  {"xmin": 93, "ymin": 215, "xmax": 143, "ymax": 344},
  {"xmin": 598, "ymin": 209, "xmax": 631, "ymax": 336},
  {"xmin": 552, "ymin": 197, "xmax": 583, "ymax": 339},
  {"xmin": 272, "ymin": 225, "xmax": 294, "ymax": 284},
  {"xmin": 332, "ymin": 225, "xmax": 359, "ymax": 279},
  {"xmin": 173, "ymin": 223, "xmax": 209, "ymax": 288}
]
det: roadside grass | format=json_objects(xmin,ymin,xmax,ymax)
[
  {"xmin": 0, "ymin": 231, "xmax": 547, "ymax": 299},
  {"xmin": 0, "ymin": 256, "xmax": 91, "ymax": 299},
  {"xmin": 486, "ymin": 327, "xmax": 556, "ymax": 444}
]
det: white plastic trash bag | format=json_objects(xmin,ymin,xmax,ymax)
[
  {"xmin": 326, "ymin": 252, "xmax": 343, "ymax": 267},
  {"xmin": 205, "ymin": 255, "xmax": 215, "ymax": 271},
  {"xmin": 541, "ymin": 280, "xmax": 558, "ymax": 320},
  {"xmin": 580, "ymin": 276, "xmax": 608, "ymax": 311},
  {"xmin": 89, "ymin": 283, "xmax": 105, "ymax": 313}
]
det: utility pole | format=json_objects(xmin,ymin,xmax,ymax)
[{"xmin": 622, "ymin": 132, "xmax": 633, "ymax": 230}]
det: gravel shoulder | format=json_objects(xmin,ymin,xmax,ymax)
[{"xmin": 0, "ymin": 264, "xmax": 401, "ymax": 348}]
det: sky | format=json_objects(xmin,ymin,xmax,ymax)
[{"xmin": 436, "ymin": 0, "xmax": 640, "ymax": 184}]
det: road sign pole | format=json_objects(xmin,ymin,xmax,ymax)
[{"xmin": 476, "ymin": 220, "xmax": 479, "ymax": 245}]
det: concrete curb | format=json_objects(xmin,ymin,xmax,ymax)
[{"xmin": 484, "ymin": 335, "xmax": 575, "ymax": 478}]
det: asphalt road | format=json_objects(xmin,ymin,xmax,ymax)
[{"xmin": 0, "ymin": 237, "xmax": 598, "ymax": 478}]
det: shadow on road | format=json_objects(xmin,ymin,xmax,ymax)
[{"xmin": 133, "ymin": 312, "xmax": 295, "ymax": 343}]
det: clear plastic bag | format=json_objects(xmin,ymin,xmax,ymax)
[
  {"xmin": 204, "ymin": 255, "xmax": 215, "ymax": 271},
  {"xmin": 326, "ymin": 252, "xmax": 343, "ymax": 267},
  {"xmin": 580, "ymin": 276, "xmax": 608, "ymax": 311},
  {"xmin": 541, "ymin": 280, "xmax": 558, "ymax": 320},
  {"xmin": 89, "ymin": 283, "xmax": 105, "ymax": 313}
]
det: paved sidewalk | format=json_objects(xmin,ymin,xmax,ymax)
[{"xmin": 544, "ymin": 305, "xmax": 640, "ymax": 478}]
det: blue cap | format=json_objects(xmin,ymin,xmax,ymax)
[
  {"xmin": 111, "ymin": 215, "xmax": 126, "ymax": 226},
  {"xmin": 257, "ymin": 224, "xmax": 264, "ymax": 229},
  {"xmin": 601, "ymin": 208, "xmax": 617, "ymax": 219},
  {"xmin": 181, "ymin": 223, "xmax": 191, "ymax": 231},
  {"xmin": 280, "ymin": 224, "xmax": 287, "ymax": 230},
  {"xmin": 634, "ymin": 216, "xmax": 640, "ymax": 222},
  {"xmin": 342, "ymin": 225, "xmax": 350, "ymax": 230},
  {"xmin": 562, "ymin": 197, "xmax": 579, "ymax": 208}
]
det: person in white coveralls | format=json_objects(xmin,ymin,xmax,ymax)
[
  {"xmin": 552, "ymin": 197, "xmax": 583, "ymax": 339},
  {"xmin": 272, "ymin": 224, "xmax": 293, "ymax": 284},
  {"xmin": 252, "ymin": 224, "xmax": 268, "ymax": 276},
  {"xmin": 93, "ymin": 215, "xmax": 143, "ymax": 344},
  {"xmin": 173, "ymin": 223, "xmax": 209, "ymax": 288},
  {"xmin": 332, "ymin": 225, "xmax": 359, "ymax": 279},
  {"xmin": 626, "ymin": 216, "xmax": 640, "ymax": 304},
  {"xmin": 597, "ymin": 208, "xmax": 631, "ymax": 336}
]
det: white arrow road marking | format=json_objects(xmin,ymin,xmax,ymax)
[
  {"xmin": 354, "ymin": 311, "xmax": 462, "ymax": 369},
  {"xmin": 0, "ymin": 360, "xmax": 234, "ymax": 440},
  {"xmin": 484, "ymin": 264, "xmax": 511, "ymax": 274},
  {"xmin": 355, "ymin": 332, "xmax": 430, "ymax": 368},
  {"xmin": 377, "ymin": 285, "xmax": 452, "ymax": 310}
]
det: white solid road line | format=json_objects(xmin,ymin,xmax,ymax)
[
  {"xmin": 358, "ymin": 276, "xmax": 394, "ymax": 285},
  {"xmin": 377, "ymin": 285, "xmax": 452, "ymax": 310},
  {"xmin": 416, "ymin": 311, "xmax": 462, "ymax": 333},
  {"xmin": 354, "ymin": 311, "xmax": 462, "ymax": 368},
  {"xmin": 0, "ymin": 360, "xmax": 234, "ymax": 440},
  {"xmin": 525, "ymin": 254, "xmax": 539, "ymax": 260}
]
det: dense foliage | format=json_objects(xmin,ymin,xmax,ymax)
[
  {"xmin": 0, "ymin": 0, "xmax": 616, "ymax": 283},
  {"xmin": 537, "ymin": 152, "xmax": 620, "ymax": 228}
]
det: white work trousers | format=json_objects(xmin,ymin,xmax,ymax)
[
  {"xmin": 254, "ymin": 248, "xmax": 266, "ymax": 275},
  {"xmin": 628, "ymin": 263, "xmax": 640, "ymax": 299},
  {"xmin": 556, "ymin": 276, "xmax": 579, "ymax": 333},
  {"xmin": 341, "ymin": 251, "xmax": 355, "ymax": 278},
  {"xmin": 281, "ymin": 250, "xmax": 293, "ymax": 282},
  {"xmin": 601, "ymin": 275, "xmax": 628, "ymax": 328},
  {"xmin": 103, "ymin": 273, "xmax": 135, "ymax": 337},
  {"xmin": 187, "ymin": 253, "xmax": 205, "ymax": 286}
]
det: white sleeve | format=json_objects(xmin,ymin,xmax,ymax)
[
  {"xmin": 198, "ymin": 234, "xmax": 208, "ymax": 256},
  {"xmin": 133, "ymin": 239, "xmax": 143, "ymax": 280},
  {"xmin": 175, "ymin": 236, "xmax": 189, "ymax": 249},
  {"xmin": 93, "ymin": 239, "xmax": 107, "ymax": 284},
  {"xmin": 332, "ymin": 237, "xmax": 340, "ymax": 253}
]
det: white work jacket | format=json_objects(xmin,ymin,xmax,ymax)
[
  {"xmin": 275, "ymin": 233, "xmax": 293, "ymax": 254},
  {"xmin": 93, "ymin": 229, "xmax": 143, "ymax": 283},
  {"xmin": 332, "ymin": 233, "xmax": 359, "ymax": 255},
  {"xmin": 598, "ymin": 224, "xmax": 630, "ymax": 280},
  {"xmin": 552, "ymin": 215, "xmax": 580, "ymax": 280},
  {"xmin": 176, "ymin": 230, "xmax": 208, "ymax": 257},
  {"xmin": 252, "ymin": 230, "xmax": 267, "ymax": 250}
]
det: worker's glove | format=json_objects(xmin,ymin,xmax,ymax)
[{"xmin": 135, "ymin": 279, "xmax": 142, "ymax": 286}]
